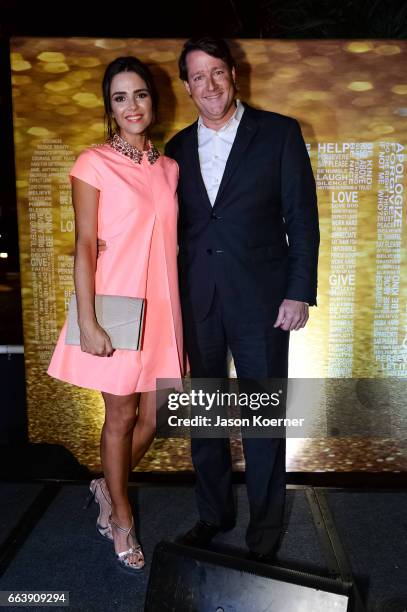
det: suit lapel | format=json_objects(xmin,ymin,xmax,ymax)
[
  {"xmin": 213, "ymin": 107, "xmax": 259, "ymax": 208},
  {"xmin": 184, "ymin": 122, "xmax": 213, "ymax": 210}
]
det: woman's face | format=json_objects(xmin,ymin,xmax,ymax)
[{"xmin": 110, "ymin": 71, "xmax": 153, "ymax": 146}]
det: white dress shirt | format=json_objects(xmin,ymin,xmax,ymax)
[{"xmin": 197, "ymin": 100, "xmax": 245, "ymax": 206}]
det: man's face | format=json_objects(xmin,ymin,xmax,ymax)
[{"xmin": 184, "ymin": 50, "xmax": 236, "ymax": 126}]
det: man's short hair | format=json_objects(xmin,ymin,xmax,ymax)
[{"xmin": 178, "ymin": 36, "xmax": 236, "ymax": 82}]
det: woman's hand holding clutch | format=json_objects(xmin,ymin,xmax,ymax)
[{"xmin": 79, "ymin": 320, "xmax": 114, "ymax": 357}]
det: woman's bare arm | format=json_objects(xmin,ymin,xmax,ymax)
[{"xmin": 72, "ymin": 177, "xmax": 113, "ymax": 356}]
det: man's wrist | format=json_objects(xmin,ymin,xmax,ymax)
[{"xmin": 284, "ymin": 298, "xmax": 309, "ymax": 305}]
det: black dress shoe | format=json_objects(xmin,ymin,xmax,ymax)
[{"xmin": 177, "ymin": 521, "xmax": 231, "ymax": 548}]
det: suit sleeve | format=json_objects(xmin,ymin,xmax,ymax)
[{"xmin": 280, "ymin": 120, "xmax": 320, "ymax": 306}]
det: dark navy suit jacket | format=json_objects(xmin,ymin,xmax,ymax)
[{"xmin": 165, "ymin": 103, "xmax": 319, "ymax": 323}]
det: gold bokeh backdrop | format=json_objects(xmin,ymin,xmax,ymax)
[{"xmin": 11, "ymin": 38, "xmax": 407, "ymax": 472}]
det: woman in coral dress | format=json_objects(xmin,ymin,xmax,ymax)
[{"xmin": 48, "ymin": 57, "xmax": 184, "ymax": 572}]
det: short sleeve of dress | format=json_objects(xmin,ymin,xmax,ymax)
[
  {"xmin": 165, "ymin": 156, "xmax": 179, "ymax": 182},
  {"xmin": 69, "ymin": 148, "xmax": 102, "ymax": 190},
  {"xmin": 173, "ymin": 158, "xmax": 180, "ymax": 181}
]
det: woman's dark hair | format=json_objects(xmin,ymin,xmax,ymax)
[
  {"xmin": 178, "ymin": 37, "xmax": 236, "ymax": 82},
  {"xmin": 102, "ymin": 56, "xmax": 159, "ymax": 138}
]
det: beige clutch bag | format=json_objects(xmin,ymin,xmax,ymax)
[{"xmin": 65, "ymin": 294, "xmax": 145, "ymax": 351}]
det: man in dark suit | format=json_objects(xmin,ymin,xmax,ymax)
[{"xmin": 165, "ymin": 37, "xmax": 319, "ymax": 562}]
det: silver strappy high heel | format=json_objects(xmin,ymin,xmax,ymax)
[
  {"xmin": 85, "ymin": 478, "xmax": 113, "ymax": 541},
  {"xmin": 110, "ymin": 516, "xmax": 145, "ymax": 572}
]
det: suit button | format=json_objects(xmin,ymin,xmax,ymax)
[
  {"xmin": 211, "ymin": 212, "xmax": 221, "ymax": 220},
  {"xmin": 206, "ymin": 249, "xmax": 213, "ymax": 255}
]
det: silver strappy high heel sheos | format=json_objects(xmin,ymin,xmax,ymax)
[
  {"xmin": 110, "ymin": 516, "xmax": 145, "ymax": 572},
  {"xmin": 85, "ymin": 478, "xmax": 113, "ymax": 541}
]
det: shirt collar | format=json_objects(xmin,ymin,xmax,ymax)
[{"xmin": 198, "ymin": 99, "xmax": 245, "ymax": 131}]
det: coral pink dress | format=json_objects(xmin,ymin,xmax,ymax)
[{"xmin": 47, "ymin": 143, "xmax": 184, "ymax": 395}]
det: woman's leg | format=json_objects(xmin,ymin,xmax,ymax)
[
  {"xmin": 130, "ymin": 390, "xmax": 157, "ymax": 469},
  {"xmin": 101, "ymin": 391, "xmax": 142, "ymax": 565}
]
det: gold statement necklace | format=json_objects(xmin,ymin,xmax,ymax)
[{"xmin": 108, "ymin": 133, "xmax": 160, "ymax": 165}]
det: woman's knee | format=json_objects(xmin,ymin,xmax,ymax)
[
  {"xmin": 138, "ymin": 405, "xmax": 156, "ymax": 432},
  {"xmin": 103, "ymin": 394, "xmax": 138, "ymax": 435}
]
